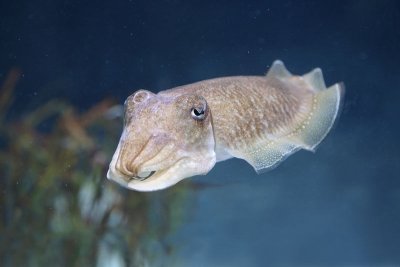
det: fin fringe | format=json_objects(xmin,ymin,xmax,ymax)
[{"xmin": 236, "ymin": 61, "xmax": 344, "ymax": 172}]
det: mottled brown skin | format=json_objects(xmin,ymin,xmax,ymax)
[
  {"xmin": 160, "ymin": 76, "xmax": 313, "ymax": 155},
  {"xmin": 108, "ymin": 76, "xmax": 312, "ymax": 190},
  {"xmin": 107, "ymin": 61, "xmax": 342, "ymax": 191}
]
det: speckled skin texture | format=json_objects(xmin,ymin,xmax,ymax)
[
  {"xmin": 107, "ymin": 61, "xmax": 343, "ymax": 191},
  {"xmin": 160, "ymin": 76, "xmax": 313, "ymax": 155}
]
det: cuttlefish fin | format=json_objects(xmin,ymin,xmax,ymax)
[
  {"xmin": 236, "ymin": 62, "xmax": 344, "ymax": 173},
  {"xmin": 267, "ymin": 60, "xmax": 327, "ymax": 92},
  {"xmin": 234, "ymin": 138, "xmax": 301, "ymax": 173},
  {"xmin": 266, "ymin": 60, "xmax": 292, "ymax": 79},
  {"xmin": 302, "ymin": 67, "xmax": 326, "ymax": 92}
]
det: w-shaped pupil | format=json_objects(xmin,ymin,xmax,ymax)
[{"xmin": 194, "ymin": 108, "xmax": 204, "ymax": 116}]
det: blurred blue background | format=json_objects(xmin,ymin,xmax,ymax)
[{"xmin": 1, "ymin": 0, "xmax": 400, "ymax": 266}]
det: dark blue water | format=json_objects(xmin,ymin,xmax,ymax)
[{"xmin": 1, "ymin": 0, "xmax": 400, "ymax": 266}]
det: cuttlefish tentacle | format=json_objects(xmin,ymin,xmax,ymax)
[
  {"xmin": 128, "ymin": 135, "xmax": 170, "ymax": 173},
  {"xmin": 114, "ymin": 132, "xmax": 153, "ymax": 178},
  {"xmin": 107, "ymin": 60, "xmax": 344, "ymax": 191},
  {"xmin": 136, "ymin": 142, "xmax": 177, "ymax": 174},
  {"xmin": 113, "ymin": 132, "xmax": 172, "ymax": 180},
  {"xmin": 127, "ymin": 156, "xmax": 191, "ymax": 191}
]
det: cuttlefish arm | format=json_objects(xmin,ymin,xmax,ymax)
[{"xmin": 107, "ymin": 60, "xmax": 344, "ymax": 191}]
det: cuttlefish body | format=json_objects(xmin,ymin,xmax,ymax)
[{"xmin": 107, "ymin": 60, "xmax": 344, "ymax": 191}]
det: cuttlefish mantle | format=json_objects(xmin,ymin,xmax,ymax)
[{"xmin": 107, "ymin": 60, "xmax": 344, "ymax": 191}]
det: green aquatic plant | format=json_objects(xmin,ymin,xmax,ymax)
[{"xmin": 0, "ymin": 69, "xmax": 191, "ymax": 266}]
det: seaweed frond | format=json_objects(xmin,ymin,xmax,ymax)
[{"xmin": 0, "ymin": 69, "xmax": 192, "ymax": 266}]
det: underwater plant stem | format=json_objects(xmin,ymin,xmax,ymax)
[{"xmin": 0, "ymin": 68, "xmax": 21, "ymax": 125}]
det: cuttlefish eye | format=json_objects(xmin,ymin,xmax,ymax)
[{"xmin": 191, "ymin": 107, "xmax": 205, "ymax": 120}]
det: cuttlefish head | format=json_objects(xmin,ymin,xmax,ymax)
[{"xmin": 107, "ymin": 89, "xmax": 216, "ymax": 191}]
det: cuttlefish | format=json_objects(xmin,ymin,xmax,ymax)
[{"xmin": 107, "ymin": 60, "xmax": 344, "ymax": 191}]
